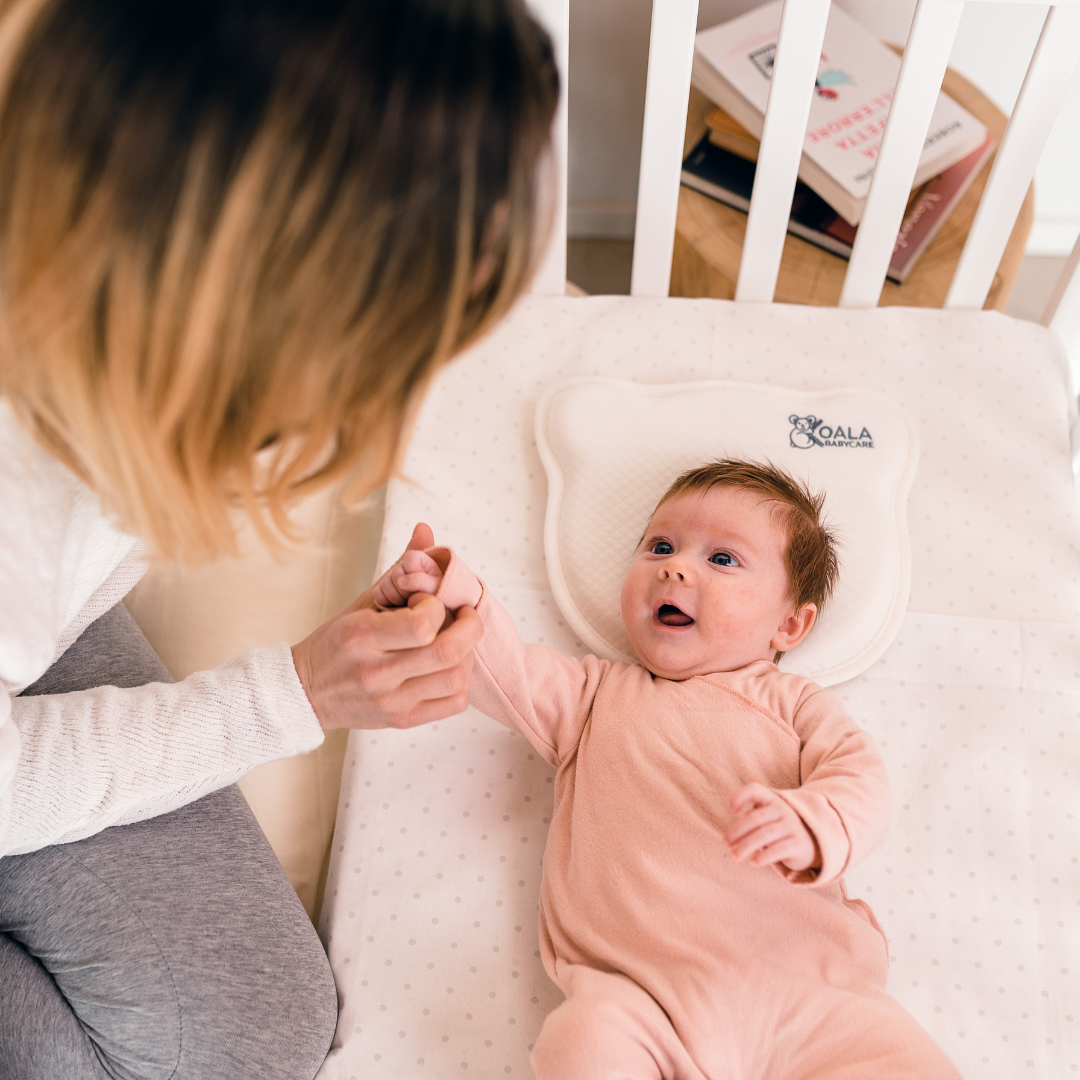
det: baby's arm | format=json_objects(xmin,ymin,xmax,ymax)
[
  {"xmin": 374, "ymin": 531, "xmax": 605, "ymax": 763},
  {"xmin": 429, "ymin": 547, "xmax": 607, "ymax": 766},
  {"xmin": 766, "ymin": 687, "xmax": 891, "ymax": 886}
]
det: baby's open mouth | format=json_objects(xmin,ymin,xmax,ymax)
[{"xmin": 656, "ymin": 604, "xmax": 694, "ymax": 627}]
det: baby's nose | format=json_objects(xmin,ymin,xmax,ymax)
[{"xmin": 659, "ymin": 561, "xmax": 689, "ymax": 582}]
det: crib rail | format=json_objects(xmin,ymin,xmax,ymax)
[
  {"xmin": 629, "ymin": 0, "xmax": 699, "ymax": 298},
  {"xmin": 624, "ymin": 0, "xmax": 1080, "ymax": 370},
  {"xmin": 537, "ymin": 0, "xmax": 1080, "ymax": 374},
  {"xmin": 837, "ymin": 1, "xmax": 965, "ymax": 309},
  {"xmin": 946, "ymin": 7, "xmax": 1080, "ymax": 309},
  {"xmin": 733, "ymin": 0, "xmax": 831, "ymax": 303}
]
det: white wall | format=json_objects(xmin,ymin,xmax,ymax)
[{"xmin": 569, "ymin": 0, "xmax": 1080, "ymax": 254}]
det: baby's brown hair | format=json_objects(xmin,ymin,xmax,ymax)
[{"xmin": 655, "ymin": 459, "xmax": 839, "ymax": 614}]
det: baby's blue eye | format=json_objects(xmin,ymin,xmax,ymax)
[
  {"xmin": 650, "ymin": 540, "xmax": 674, "ymax": 555},
  {"xmin": 710, "ymin": 551, "xmax": 738, "ymax": 567}
]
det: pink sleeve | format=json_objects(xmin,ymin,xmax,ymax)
[
  {"xmin": 432, "ymin": 548, "xmax": 605, "ymax": 767},
  {"xmin": 773, "ymin": 686, "xmax": 891, "ymax": 888}
]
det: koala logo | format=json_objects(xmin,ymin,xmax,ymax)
[{"xmin": 789, "ymin": 414, "xmax": 824, "ymax": 449}]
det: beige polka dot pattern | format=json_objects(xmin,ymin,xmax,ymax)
[
  {"xmin": 319, "ymin": 592, "xmax": 580, "ymax": 1078},
  {"xmin": 844, "ymin": 613, "xmax": 1079, "ymax": 1076}
]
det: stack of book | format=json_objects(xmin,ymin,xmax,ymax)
[{"xmin": 683, "ymin": 0, "xmax": 995, "ymax": 284}]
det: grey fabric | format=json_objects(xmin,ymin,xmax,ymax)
[
  {"xmin": 19, "ymin": 601, "xmax": 172, "ymax": 697},
  {"xmin": 1, "ymin": 604, "xmax": 338, "ymax": 1080}
]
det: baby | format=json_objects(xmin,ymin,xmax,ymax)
[{"xmin": 373, "ymin": 459, "xmax": 959, "ymax": 1080}]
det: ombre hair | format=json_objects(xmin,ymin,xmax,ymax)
[{"xmin": 0, "ymin": 0, "xmax": 557, "ymax": 563}]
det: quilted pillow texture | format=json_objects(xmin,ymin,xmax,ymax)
[{"xmin": 537, "ymin": 377, "xmax": 918, "ymax": 685}]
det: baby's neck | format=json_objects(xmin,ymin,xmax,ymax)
[{"xmin": 639, "ymin": 655, "xmax": 776, "ymax": 681}]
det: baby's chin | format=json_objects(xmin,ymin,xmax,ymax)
[
  {"xmin": 628, "ymin": 641, "xmax": 741, "ymax": 681},
  {"xmin": 627, "ymin": 630, "xmax": 775, "ymax": 680}
]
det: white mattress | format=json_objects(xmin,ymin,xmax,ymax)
[{"xmin": 318, "ymin": 297, "xmax": 1080, "ymax": 1079}]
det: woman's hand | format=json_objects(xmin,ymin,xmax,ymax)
[
  {"xmin": 291, "ymin": 524, "xmax": 481, "ymax": 730},
  {"xmin": 724, "ymin": 783, "xmax": 821, "ymax": 874}
]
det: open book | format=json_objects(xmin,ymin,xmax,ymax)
[{"xmin": 692, "ymin": 1, "xmax": 987, "ymax": 224}]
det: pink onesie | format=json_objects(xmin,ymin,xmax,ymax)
[{"xmin": 434, "ymin": 550, "xmax": 960, "ymax": 1080}]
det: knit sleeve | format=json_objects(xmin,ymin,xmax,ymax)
[{"xmin": 0, "ymin": 642, "xmax": 324, "ymax": 857}]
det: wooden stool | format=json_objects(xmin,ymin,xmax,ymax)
[{"xmin": 671, "ymin": 62, "xmax": 1033, "ymax": 310}]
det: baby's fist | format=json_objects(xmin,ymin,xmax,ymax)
[
  {"xmin": 373, "ymin": 548, "xmax": 444, "ymax": 609},
  {"xmin": 725, "ymin": 783, "xmax": 820, "ymax": 875}
]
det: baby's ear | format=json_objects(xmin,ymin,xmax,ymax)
[{"xmin": 771, "ymin": 603, "xmax": 817, "ymax": 653}]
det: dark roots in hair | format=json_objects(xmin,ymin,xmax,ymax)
[{"xmin": 0, "ymin": 0, "xmax": 558, "ymax": 562}]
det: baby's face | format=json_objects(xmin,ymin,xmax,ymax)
[{"xmin": 619, "ymin": 486, "xmax": 814, "ymax": 680}]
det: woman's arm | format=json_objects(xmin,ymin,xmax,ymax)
[
  {"xmin": 1, "ymin": 643, "xmax": 321, "ymax": 856},
  {"xmin": 0, "ymin": 525, "xmax": 484, "ymax": 857}
]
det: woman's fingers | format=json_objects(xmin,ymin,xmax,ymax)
[
  {"xmin": 358, "ymin": 639, "xmax": 475, "ymax": 708},
  {"xmin": 359, "ymin": 604, "xmax": 482, "ymax": 685},
  {"xmin": 406, "ymin": 522, "xmax": 435, "ymax": 552},
  {"xmin": 376, "ymin": 655, "xmax": 475, "ymax": 726},
  {"xmin": 351, "ymin": 596, "xmax": 448, "ymax": 652},
  {"xmin": 291, "ymin": 598, "xmax": 483, "ymax": 730},
  {"xmin": 387, "ymin": 688, "xmax": 474, "ymax": 730}
]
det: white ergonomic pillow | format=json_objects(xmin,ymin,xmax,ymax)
[{"xmin": 535, "ymin": 378, "xmax": 919, "ymax": 687}]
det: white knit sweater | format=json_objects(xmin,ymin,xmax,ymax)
[{"xmin": 0, "ymin": 402, "xmax": 325, "ymax": 857}]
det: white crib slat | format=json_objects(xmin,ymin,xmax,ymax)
[
  {"xmin": 735, "ymin": 0, "xmax": 831, "ymax": 304},
  {"xmin": 529, "ymin": 0, "xmax": 569, "ymax": 295},
  {"xmin": 946, "ymin": 7, "xmax": 1080, "ymax": 309},
  {"xmin": 838, "ymin": 0, "xmax": 964, "ymax": 309},
  {"xmin": 630, "ymin": 0, "xmax": 700, "ymax": 298},
  {"xmin": 1044, "ymin": 232, "xmax": 1080, "ymax": 395}
]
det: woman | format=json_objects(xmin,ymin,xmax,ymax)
[{"xmin": 0, "ymin": 0, "xmax": 557, "ymax": 1076}]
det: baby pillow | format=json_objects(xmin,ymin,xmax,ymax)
[{"xmin": 535, "ymin": 378, "xmax": 918, "ymax": 687}]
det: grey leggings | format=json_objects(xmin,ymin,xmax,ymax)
[{"xmin": 0, "ymin": 604, "xmax": 338, "ymax": 1080}]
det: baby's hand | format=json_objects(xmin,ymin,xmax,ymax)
[
  {"xmin": 373, "ymin": 546, "xmax": 444, "ymax": 609},
  {"xmin": 725, "ymin": 783, "xmax": 821, "ymax": 874}
]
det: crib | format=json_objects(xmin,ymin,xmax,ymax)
[{"xmin": 127, "ymin": 0, "xmax": 1080, "ymax": 1076}]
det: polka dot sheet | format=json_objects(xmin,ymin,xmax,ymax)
[
  {"xmin": 318, "ymin": 297, "xmax": 1080, "ymax": 1079},
  {"xmin": 843, "ymin": 614, "xmax": 1080, "ymax": 1077}
]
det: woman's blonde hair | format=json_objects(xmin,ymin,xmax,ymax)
[{"xmin": 0, "ymin": 0, "xmax": 557, "ymax": 563}]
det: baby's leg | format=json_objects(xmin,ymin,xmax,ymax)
[
  {"xmin": 781, "ymin": 986, "xmax": 962, "ymax": 1080},
  {"xmin": 532, "ymin": 964, "xmax": 708, "ymax": 1080}
]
